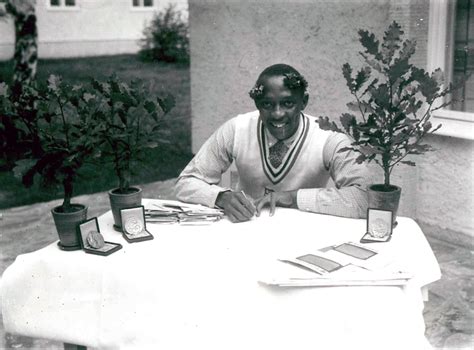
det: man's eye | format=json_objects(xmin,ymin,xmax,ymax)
[{"xmin": 283, "ymin": 101, "xmax": 295, "ymax": 108}]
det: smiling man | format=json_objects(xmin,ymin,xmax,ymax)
[{"xmin": 175, "ymin": 64, "xmax": 372, "ymax": 222}]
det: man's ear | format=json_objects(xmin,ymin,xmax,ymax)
[{"xmin": 301, "ymin": 92, "xmax": 309, "ymax": 109}]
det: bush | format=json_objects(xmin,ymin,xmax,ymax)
[{"xmin": 139, "ymin": 4, "xmax": 189, "ymax": 64}]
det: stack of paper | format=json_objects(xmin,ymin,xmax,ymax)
[
  {"xmin": 145, "ymin": 200, "xmax": 224, "ymax": 225},
  {"xmin": 259, "ymin": 241, "xmax": 412, "ymax": 287}
]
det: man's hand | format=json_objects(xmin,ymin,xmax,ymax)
[
  {"xmin": 215, "ymin": 191, "xmax": 256, "ymax": 223},
  {"xmin": 255, "ymin": 190, "xmax": 297, "ymax": 217}
]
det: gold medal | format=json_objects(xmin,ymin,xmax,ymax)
[{"xmin": 124, "ymin": 217, "xmax": 144, "ymax": 236}]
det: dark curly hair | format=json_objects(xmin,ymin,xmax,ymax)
[{"xmin": 248, "ymin": 64, "xmax": 308, "ymax": 101}]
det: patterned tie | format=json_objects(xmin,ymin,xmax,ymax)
[{"xmin": 269, "ymin": 141, "xmax": 289, "ymax": 168}]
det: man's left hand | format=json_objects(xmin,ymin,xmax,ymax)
[{"xmin": 255, "ymin": 190, "xmax": 297, "ymax": 217}]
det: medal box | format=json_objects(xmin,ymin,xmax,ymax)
[
  {"xmin": 77, "ymin": 217, "xmax": 122, "ymax": 256},
  {"xmin": 120, "ymin": 205, "xmax": 154, "ymax": 243},
  {"xmin": 360, "ymin": 208, "xmax": 393, "ymax": 243}
]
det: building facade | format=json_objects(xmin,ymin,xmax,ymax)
[{"xmin": 0, "ymin": 0, "xmax": 188, "ymax": 60}]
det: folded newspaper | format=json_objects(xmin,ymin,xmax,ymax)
[
  {"xmin": 259, "ymin": 241, "xmax": 412, "ymax": 287},
  {"xmin": 145, "ymin": 200, "xmax": 224, "ymax": 225}
]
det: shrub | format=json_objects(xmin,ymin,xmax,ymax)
[{"xmin": 139, "ymin": 4, "xmax": 189, "ymax": 64}]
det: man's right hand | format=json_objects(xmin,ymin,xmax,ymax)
[{"xmin": 215, "ymin": 191, "xmax": 256, "ymax": 223}]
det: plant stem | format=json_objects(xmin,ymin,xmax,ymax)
[{"xmin": 62, "ymin": 176, "xmax": 72, "ymax": 211}]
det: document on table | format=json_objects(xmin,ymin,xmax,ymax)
[
  {"xmin": 144, "ymin": 200, "xmax": 224, "ymax": 225},
  {"xmin": 260, "ymin": 242, "xmax": 411, "ymax": 287}
]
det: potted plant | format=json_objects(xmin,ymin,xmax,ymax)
[
  {"xmin": 89, "ymin": 74, "xmax": 175, "ymax": 230},
  {"xmin": 5, "ymin": 75, "xmax": 102, "ymax": 250},
  {"xmin": 318, "ymin": 21, "xmax": 452, "ymax": 224}
]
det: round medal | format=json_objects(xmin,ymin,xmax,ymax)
[
  {"xmin": 124, "ymin": 217, "xmax": 143, "ymax": 236},
  {"xmin": 86, "ymin": 230, "xmax": 105, "ymax": 249},
  {"xmin": 371, "ymin": 218, "xmax": 389, "ymax": 238}
]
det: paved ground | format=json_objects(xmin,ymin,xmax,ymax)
[{"xmin": 0, "ymin": 179, "xmax": 472, "ymax": 349}]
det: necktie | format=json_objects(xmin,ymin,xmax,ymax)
[{"xmin": 269, "ymin": 141, "xmax": 289, "ymax": 168}]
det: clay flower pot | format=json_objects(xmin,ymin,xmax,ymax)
[
  {"xmin": 108, "ymin": 187, "xmax": 143, "ymax": 231},
  {"xmin": 367, "ymin": 184, "xmax": 401, "ymax": 227},
  {"xmin": 51, "ymin": 204, "xmax": 88, "ymax": 250}
]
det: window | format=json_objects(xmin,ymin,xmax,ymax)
[
  {"xmin": 428, "ymin": 0, "xmax": 474, "ymax": 139},
  {"xmin": 48, "ymin": 0, "xmax": 78, "ymax": 8},
  {"xmin": 132, "ymin": 0, "xmax": 154, "ymax": 7},
  {"xmin": 451, "ymin": 0, "xmax": 474, "ymax": 112}
]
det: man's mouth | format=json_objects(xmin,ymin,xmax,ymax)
[{"xmin": 271, "ymin": 121, "xmax": 288, "ymax": 129}]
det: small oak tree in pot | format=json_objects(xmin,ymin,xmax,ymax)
[
  {"xmin": 318, "ymin": 21, "xmax": 452, "ymax": 224},
  {"xmin": 89, "ymin": 75, "xmax": 174, "ymax": 230},
  {"xmin": 3, "ymin": 75, "xmax": 102, "ymax": 250}
]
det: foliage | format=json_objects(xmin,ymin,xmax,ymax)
[
  {"xmin": 3, "ymin": 75, "xmax": 102, "ymax": 212},
  {"xmin": 0, "ymin": 0, "xmax": 38, "ymax": 169},
  {"xmin": 89, "ymin": 74, "xmax": 175, "ymax": 193},
  {"xmin": 318, "ymin": 21, "xmax": 452, "ymax": 189},
  {"xmin": 0, "ymin": 55, "xmax": 191, "ymax": 209},
  {"xmin": 139, "ymin": 4, "xmax": 189, "ymax": 64}
]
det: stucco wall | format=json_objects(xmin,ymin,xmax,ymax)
[
  {"xmin": 0, "ymin": 0, "xmax": 188, "ymax": 59},
  {"xmin": 189, "ymin": 0, "xmax": 474, "ymax": 240},
  {"xmin": 190, "ymin": 0, "xmax": 391, "ymax": 150}
]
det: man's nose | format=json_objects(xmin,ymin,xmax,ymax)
[{"xmin": 272, "ymin": 105, "xmax": 285, "ymax": 119}]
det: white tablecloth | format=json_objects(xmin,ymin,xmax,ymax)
[{"xmin": 1, "ymin": 199, "xmax": 441, "ymax": 350}]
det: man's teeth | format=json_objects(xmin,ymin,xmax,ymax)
[{"xmin": 272, "ymin": 122, "xmax": 286, "ymax": 128}]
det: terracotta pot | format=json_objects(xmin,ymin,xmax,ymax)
[
  {"xmin": 108, "ymin": 187, "xmax": 143, "ymax": 231},
  {"xmin": 51, "ymin": 204, "xmax": 88, "ymax": 250},
  {"xmin": 367, "ymin": 184, "xmax": 401, "ymax": 226}
]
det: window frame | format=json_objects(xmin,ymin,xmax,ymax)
[
  {"xmin": 46, "ymin": 0, "xmax": 80, "ymax": 11},
  {"xmin": 131, "ymin": 0, "xmax": 156, "ymax": 11},
  {"xmin": 428, "ymin": 0, "xmax": 474, "ymax": 140}
]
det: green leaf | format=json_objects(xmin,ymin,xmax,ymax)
[
  {"xmin": 317, "ymin": 116, "xmax": 342, "ymax": 132},
  {"xmin": 157, "ymin": 94, "xmax": 176, "ymax": 114},
  {"xmin": 381, "ymin": 21, "xmax": 403, "ymax": 63},
  {"xmin": 388, "ymin": 57, "xmax": 411, "ymax": 82},
  {"xmin": 398, "ymin": 39, "xmax": 416, "ymax": 62},
  {"xmin": 358, "ymin": 29, "xmax": 380, "ymax": 57},
  {"xmin": 354, "ymin": 67, "xmax": 371, "ymax": 92},
  {"xmin": 144, "ymin": 100, "xmax": 157, "ymax": 114},
  {"xmin": 342, "ymin": 63, "xmax": 354, "ymax": 92},
  {"xmin": 340, "ymin": 113, "xmax": 357, "ymax": 133}
]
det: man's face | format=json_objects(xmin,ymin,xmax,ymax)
[{"xmin": 256, "ymin": 75, "xmax": 308, "ymax": 141}]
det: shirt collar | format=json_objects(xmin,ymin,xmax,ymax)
[{"xmin": 264, "ymin": 113, "xmax": 304, "ymax": 147}]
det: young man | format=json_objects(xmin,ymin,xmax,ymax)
[{"xmin": 175, "ymin": 64, "xmax": 372, "ymax": 222}]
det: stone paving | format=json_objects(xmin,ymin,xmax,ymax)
[{"xmin": 0, "ymin": 179, "xmax": 472, "ymax": 349}]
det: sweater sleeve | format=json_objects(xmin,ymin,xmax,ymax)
[
  {"xmin": 174, "ymin": 118, "xmax": 236, "ymax": 208},
  {"xmin": 296, "ymin": 132, "xmax": 374, "ymax": 218}
]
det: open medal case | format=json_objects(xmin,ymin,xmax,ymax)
[
  {"xmin": 120, "ymin": 205, "xmax": 154, "ymax": 243},
  {"xmin": 77, "ymin": 217, "xmax": 122, "ymax": 256},
  {"xmin": 360, "ymin": 208, "xmax": 393, "ymax": 243}
]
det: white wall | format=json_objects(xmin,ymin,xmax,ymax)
[
  {"xmin": 189, "ymin": 0, "xmax": 474, "ymax": 241},
  {"xmin": 0, "ymin": 0, "xmax": 188, "ymax": 59}
]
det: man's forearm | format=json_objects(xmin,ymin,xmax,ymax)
[
  {"xmin": 296, "ymin": 186, "xmax": 368, "ymax": 218},
  {"xmin": 174, "ymin": 176, "xmax": 229, "ymax": 208}
]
